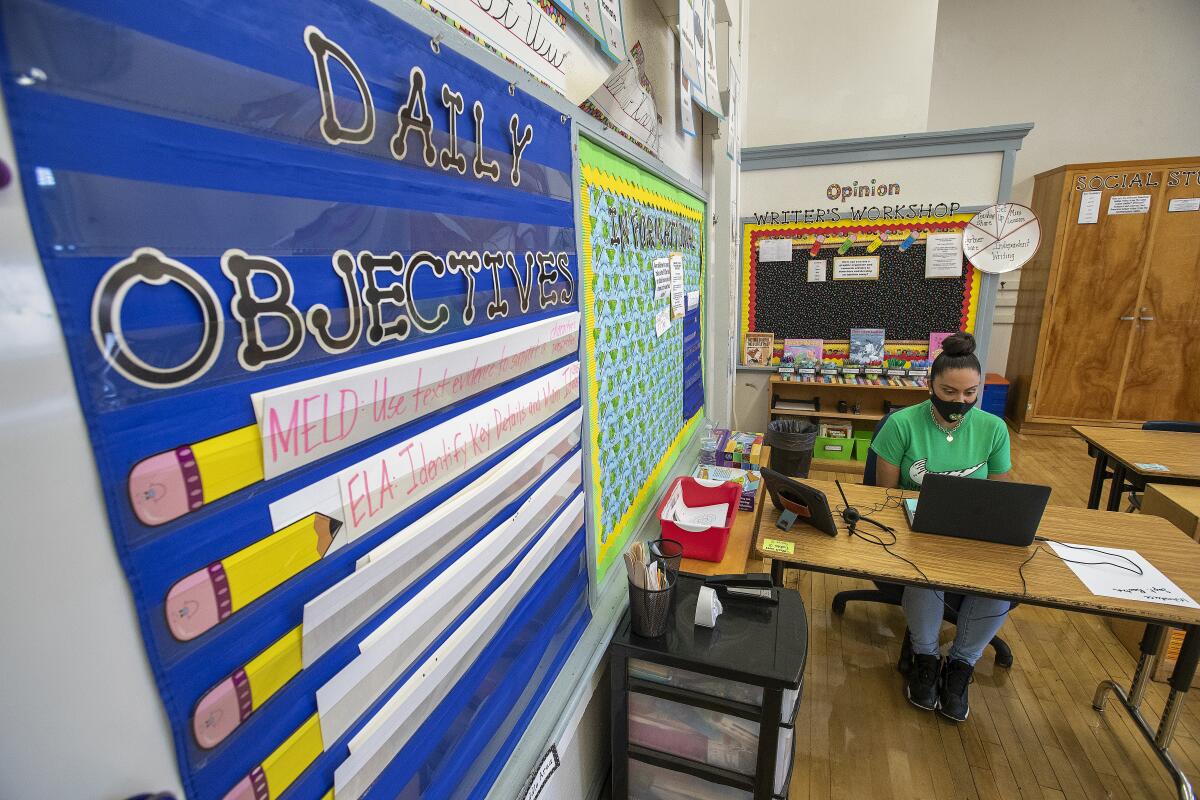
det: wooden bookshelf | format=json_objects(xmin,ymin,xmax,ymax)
[
  {"xmin": 771, "ymin": 408, "xmax": 885, "ymax": 422},
  {"xmin": 770, "ymin": 375, "xmax": 929, "ymax": 392}
]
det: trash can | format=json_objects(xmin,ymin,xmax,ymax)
[{"xmin": 766, "ymin": 418, "xmax": 818, "ymax": 477}]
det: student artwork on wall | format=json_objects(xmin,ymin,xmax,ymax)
[
  {"xmin": 579, "ymin": 136, "xmax": 706, "ymax": 584},
  {"xmin": 0, "ymin": 2, "xmax": 589, "ymax": 799},
  {"xmin": 741, "ymin": 216, "xmax": 980, "ymax": 346}
]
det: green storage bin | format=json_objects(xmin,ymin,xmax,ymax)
[
  {"xmin": 814, "ymin": 435, "xmax": 853, "ymax": 461},
  {"xmin": 853, "ymin": 438, "xmax": 871, "ymax": 460}
]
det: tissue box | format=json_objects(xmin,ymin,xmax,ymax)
[{"xmin": 720, "ymin": 431, "xmax": 765, "ymax": 469}]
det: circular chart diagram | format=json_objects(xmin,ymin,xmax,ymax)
[{"xmin": 963, "ymin": 203, "xmax": 1041, "ymax": 274}]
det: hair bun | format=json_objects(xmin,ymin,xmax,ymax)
[{"xmin": 940, "ymin": 332, "xmax": 976, "ymax": 357}]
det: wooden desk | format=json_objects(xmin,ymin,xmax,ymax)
[
  {"xmin": 754, "ymin": 479, "xmax": 1200, "ymax": 800},
  {"xmin": 1145, "ymin": 484, "xmax": 1200, "ymax": 541},
  {"xmin": 1074, "ymin": 425, "xmax": 1200, "ymax": 511}
]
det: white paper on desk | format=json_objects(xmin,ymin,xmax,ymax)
[
  {"xmin": 674, "ymin": 502, "xmax": 729, "ymax": 528},
  {"xmin": 1048, "ymin": 541, "xmax": 1200, "ymax": 609}
]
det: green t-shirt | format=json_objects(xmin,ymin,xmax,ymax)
[{"xmin": 870, "ymin": 400, "xmax": 1012, "ymax": 490}]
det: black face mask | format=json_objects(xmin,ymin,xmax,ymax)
[{"xmin": 930, "ymin": 392, "xmax": 975, "ymax": 423}]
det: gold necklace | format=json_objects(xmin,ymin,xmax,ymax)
[{"xmin": 929, "ymin": 403, "xmax": 962, "ymax": 443}]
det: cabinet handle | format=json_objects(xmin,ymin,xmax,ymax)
[
  {"xmin": 1119, "ymin": 315, "xmax": 1135, "ymax": 321},
  {"xmin": 1140, "ymin": 316, "xmax": 1155, "ymax": 321}
]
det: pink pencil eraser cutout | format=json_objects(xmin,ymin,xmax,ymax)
[
  {"xmin": 193, "ymin": 672, "xmax": 248, "ymax": 748},
  {"xmin": 222, "ymin": 775, "xmax": 259, "ymax": 800},
  {"xmin": 128, "ymin": 451, "xmax": 192, "ymax": 526},
  {"xmin": 165, "ymin": 570, "xmax": 220, "ymax": 641}
]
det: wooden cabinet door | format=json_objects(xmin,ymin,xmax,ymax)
[
  {"xmin": 1116, "ymin": 166, "xmax": 1200, "ymax": 421},
  {"xmin": 1033, "ymin": 172, "xmax": 1159, "ymax": 420}
]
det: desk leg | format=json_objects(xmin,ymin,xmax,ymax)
[
  {"xmin": 771, "ymin": 559, "xmax": 786, "ymax": 587},
  {"xmin": 1093, "ymin": 624, "xmax": 1196, "ymax": 800},
  {"xmin": 1107, "ymin": 463, "xmax": 1127, "ymax": 512},
  {"xmin": 1087, "ymin": 451, "xmax": 1108, "ymax": 510}
]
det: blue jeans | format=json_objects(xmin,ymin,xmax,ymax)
[{"xmin": 902, "ymin": 586, "xmax": 1012, "ymax": 665}]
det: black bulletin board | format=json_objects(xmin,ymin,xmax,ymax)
[{"xmin": 743, "ymin": 219, "xmax": 978, "ymax": 342}]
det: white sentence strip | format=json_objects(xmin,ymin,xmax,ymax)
[
  {"xmin": 333, "ymin": 495, "xmax": 585, "ymax": 800},
  {"xmin": 315, "ymin": 455, "xmax": 582, "ymax": 745},
  {"xmin": 301, "ymin": 410, "xmax": 581, "ymax": 666}
]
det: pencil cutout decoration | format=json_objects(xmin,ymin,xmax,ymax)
[
  {"xmin": 166, "ymin": 513, "xmax": 340, "ymax": 641},
  {"xmin": 128, "ymin": 424, "xmax": 263, "ymax": 526},
  {"xmin": 222, "ymin": 714, "xmax": 324, "ymax": 800},
  {"xmin": 837, "ymin": 233, "xmax": 856, "ymax": 255},
  {"xmin": 867, "ymin": 231, "xmax": 886, "ymax": 253},
  {"xmin": 899, "ymin": 230, "xmax": 920, "ymax": 251},
  {"xmin": 809, "ymin": 235, "xmax": 825, "ymax": 257},
  {"xmin": 193, "ymin": 627, "xmax": 304, "ymax": 748}
]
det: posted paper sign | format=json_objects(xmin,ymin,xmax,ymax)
[
  {"xmin": 1169, "ymin": 198, "xmax": 1200, "ymax": 213},
  {"xmin": 678, "ymin": 0, "xmax": 699, "ymax": 83},
  {"xmin": 653, "ymin": 257, "xmax": 671, "ymax": 298},
  {"xmin": 758, "ymin": 239, "xmax": 791, "ymax": 262},
  {"xmin": 687, "ymin": 290, "xmax": 700, "ymax": 310},
  {"xmin": 1049, "ymin": 542, "xmax": 1200, "ymax": 609},
  {"xmin": 670, "ymin": 254, "xmax": 685, "ymax": 318},
  {"xmin": 964, "ymin": 203, "xmax": 1041, "ymax": 274},
  {"xmin": 924, "ymin": 233, "xmax": 963, "ymax": 278},
  {"xmin": 585, "ymin": 42, "xmax": 661, "ymax": 154},
  {"xmin": 678, "ymin": 52, "xmax": 696, "ymax": 137},
  {"xmin": 807, "ymin": 260, "xmax": 827, "ymax": 282},
  {"xmin": 1078, "ymin": 190, "xmax": 1102, "ymax": 224},
  {"xmin": 655, "ymin": 305, "xmax": 671, "ymax": 337},
  {"xmin": 833, "ymin": 256, "xmax": 880, "ymax": 280},
  {"xmin": 1108, "ymin": 195, "xmax": 1151, "ymax": 215}
]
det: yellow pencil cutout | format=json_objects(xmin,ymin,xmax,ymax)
[
  {"xmin": 166, "ymin": 513, "xmax": 340, "ymax": 641},
  {"xmin": 128, "ymin": 424, "xmax": 264, "ymax": 526},
  {"xmin": 222, "ymin": 714, "xmax": 324, "ymax": 800},
  {"xmin": 193, "ymin": 626, "xmax": 304, "ymax": 748}
]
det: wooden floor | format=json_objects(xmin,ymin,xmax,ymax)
[{"xmin": 758, "ymin": 431, "xmax": 1200, "ymax": 800}]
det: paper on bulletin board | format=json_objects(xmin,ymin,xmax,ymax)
[
  {"xmin": 1078, "ymin": 190, "xmax": 1102, "ymax": 223},
  {"xmin": 758, "ymin": 238, "xmax": 791, "ymax": 262},
  {"xmin": 584, "ymin": 42, "xmax": 661, "ymax": 154},
  {"xmin": 924, "ymin": 233, "xmax": 963, "ymax": 278},
  {"xmin": 1169, "ymin": 198, "xmax": 1200, "ymax": 213},
  {"xmin": 701, "ymin": 0, "xmax": 724, "ymax": 115},
  {"xmin": 687, "ymin": 290, "xmax": 700, "ymax": 310},
  {"xmin": 670, "ymin": 254, "xmax": 685, "ymax": 318},
  {"xmin": 678, "ymin": 51, "xmax": 696, "ymax": 137},
  {"xmin": 807, "ymin": 259, "xmax": 827, "ymax": 282},
  {"xmin": 599, "ymin": 0, "xmax": 627, "ymax": 58},
  {"xmin": 1048, "ymin": 542, "xmax": 1200, "ymax": 609},
  {"xmin": 424, "ymin": 0, "xmax": 573, "ymax": 95},
  {"xmin": 678, "ymin": 0, "xmax": 699, "ymax": 83},
  {"xmin": 653, "ymin": 257, "xmax": 671, "ymax": 298},
  {"xmin": 655, "ymin": 305, "xmax": 671, "ymax": 337},
  {"xmin": 1108, "ymin": 195, "xmax": 1151, "ymax": 215},
  {"xmin": 833, "ymin": 256, "xmax": 880, "ymax": 280}
]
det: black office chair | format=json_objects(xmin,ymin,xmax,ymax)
[
  {"xmin": 830, "ymin": 413, "xmax": 1014, "ymax": 669},
  {"xmin": 1123, "ymin": 421, "xmax": 1200, "ymax": 512}
]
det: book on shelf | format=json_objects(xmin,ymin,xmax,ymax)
[
  {"xmin": 849, "ymin": 328, "xmax": 885, "ymax": 365},
  {"xmin": 774, "ymin": 399, "xmax": 817, "ymax": 412},
  {"xmin": 782, "ymin": 337, "xmax": 823, "ymax": 369},
  {"xmin": 928, "ymin": 331, "xmax": 955, "ymax": 358},
  {"xmin": 743, "ymin": 332, "xmax": 774, "ymax": 366}
]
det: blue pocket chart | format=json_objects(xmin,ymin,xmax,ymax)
[{"xmin": 0, "ymin": 0, "xmax": 587, "ymax": 797}]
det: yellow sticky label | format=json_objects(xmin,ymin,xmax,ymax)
[{"xmin": 762, "ymin": 538, "xmax": 795, "ymax": 555}]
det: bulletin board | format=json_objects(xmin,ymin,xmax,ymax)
[
  {"xmin": 579, "ymin": 136, "xmax": 706, "ymax": 584},
  {"xmin": 741, "ymin": 217, "xmax": 980, "ymax": 343},
  {"xmin": 0, "ymin": 3, "xmax": 588, "ymax": 800}
]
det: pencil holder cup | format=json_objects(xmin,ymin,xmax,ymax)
[
  {"xmin": 649, "ymin": 538, "xmax": 684, "ymax": 582},
  {"xmin": 629, "ymin": 575, "xmax": 675, "ymax": 638}
]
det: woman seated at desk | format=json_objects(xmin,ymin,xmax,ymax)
[{"xmin": 870, "ymin": 332, "xmax": 1011, "ymax": 723}]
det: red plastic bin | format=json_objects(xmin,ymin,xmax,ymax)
[{"xmin": 657, "ymin": 476, "xmax": 742, "ymax": 562}]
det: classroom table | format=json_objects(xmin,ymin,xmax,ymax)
[
  {"xmin": 1074, "ymin": 426, "xmax": 1200, "ymax": 512},
  {"xmin": 755, "ymin": 479, "xmax": 1200, "ymax": 800}
]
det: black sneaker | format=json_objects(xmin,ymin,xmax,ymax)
[
  {"xmin": 897, "ymin": 628, "xmax": 914, "ymax": 675},
  {"xmin": 905, "ymin": 653, "xmax": 940, "ymax": 711},
  {"xmin": 939, "ymin": 658, "xmax": 974, "ymax": 722}
]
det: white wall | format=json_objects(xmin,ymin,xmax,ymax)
[
  {"xmin": 927, "ymin": 0, "xmax": 1200, "ymax": 373},
  {"xmin": 0, "ymin": 93, "xmax": 185, "ymax": 800},
  {"xmin": 744, "ymin": 0, "xmax": 939, "ymax": 147}
]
